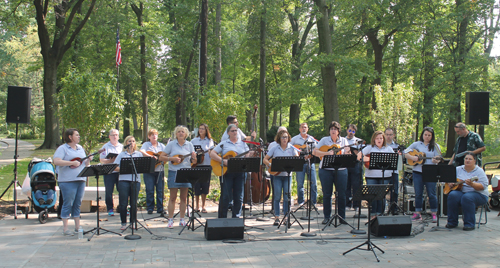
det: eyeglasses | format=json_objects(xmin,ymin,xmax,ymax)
[
  {"xmin": 348, "ymin": 129, "xmax": 355, "ymax": 133},
  {"xmin": 281, "ymin": 136, "xmax": 289, "ymax": 139},
  {"xmin": 230, "ymin": 130, "xmax": 238, "ymax": 132}
]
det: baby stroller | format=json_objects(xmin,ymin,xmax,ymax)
[{"xmin": 25, "ymin": 158, "xmax": 57, "ymax": 224}]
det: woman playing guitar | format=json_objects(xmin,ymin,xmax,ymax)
[
  {"xmin": 158, "ymin": 126, "xmax": 197, "ymax": 228},
  {"xmin": 53, "ymin": 128, "xmax": 93, "ymax": 236},
  {"xmin": 446, "ymin": 152, "xmax": 489, "ymax": 231},
  {"xmin": 313, "ymin": 121, "xmax": 351, "ymax": 224},
  {"xmin": 191, "ymin": 123, "xmax": 215, "ymax": 213},
  {"xmin": 140, "ymin": 129, "xmax": 166, "ymax": 215},
  {"xmin": 362, "ymin": 131, "xmax": 396, "ymax": 218},
  {"xmin": 404, "ymin": 127, "xmax": 442, "ymax": 222},
  {"xmin": 263, "ymin": 129, "xmax": 299, "ymax": 226},
  {"xmin": 209, "ymin": 124, "xmax": 250, "ymax": 218}
]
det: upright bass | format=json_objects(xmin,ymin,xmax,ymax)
[{"xmin": 244, "ymin": 105, "xmax": 271, "ymax": 204}]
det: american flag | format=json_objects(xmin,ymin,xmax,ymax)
[{"xmin": 116, "ymin": 28, "xmax": 122, "ymax": 67}]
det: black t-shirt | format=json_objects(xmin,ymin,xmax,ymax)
[{"xmin": 456, "ymin": 137, "xmax": 468, "ymax": 166}]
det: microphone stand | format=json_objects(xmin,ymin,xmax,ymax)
[{"xmin": 351, "ymin": 143, "xmax": 367, "ymax": 235}]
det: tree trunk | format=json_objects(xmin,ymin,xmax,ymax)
[
  {"xmin": 422, "ymin": 27, "xmax": 435, "ymax": 127},
  {"xmin": 200, "ymin": 0, "xmax": 208, "ymax": 92},
  {"xmin": 314, "ymin": 0, "xmax": 339, "ymax": 129},
  {"xmin": 259, "ymin": 2, "xmax": 267, "ymax": 142},
  {"xmin": 289, "ymin": 103, "xmax": 300, "ymax": 134},
  {"xmin": 131, "ymin": 2, "xmax": 148, "ymax": 142},
  {"xmin": 41, "ymin": 61, "xmax": 60, "ymax": 148},
  {"xmin": 214, "ymin": 2, "xmax": 222, "ymax": 90},
  {"xmin": 34, "ymin": 0, "xmax": 97, "ymax": 149}
]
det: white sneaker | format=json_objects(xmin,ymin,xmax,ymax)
[
  {"xmin": 179, "ymin": 218, "xmax": 187, "ymax": 227},
  {"xmin": 167, "ymin": 219, "xmax": 174, "ymax": 228}
]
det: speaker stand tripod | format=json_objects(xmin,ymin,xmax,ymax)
[{"xmin": 0, "ymin": 123, "xmax": 22, "ymax": 219}]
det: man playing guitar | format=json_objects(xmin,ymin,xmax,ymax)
[{"xmin": 290, "ymin": 123, "xmax": 318, "ymax": 207}]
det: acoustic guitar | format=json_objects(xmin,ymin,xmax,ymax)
[
  {"xmin": 210, "ymin": 150, "xmax": 250, "ymax": 176},
  {"xmin": 407, "ymin": 149, "xmax": 443, "ymax": 166},
  {"xmin": 443, "ymin": 176, "xmax": 479, "ymax": 195},
  {"xmin": 70, "ymin": 149, "xmax": 104, "ymax": 169},
  {"xmin": 171, "ymin": 153, "xmax": 195, "ymax": 166},
  {"xmin": 294, "ymin": 144, "xmax": 312, "ymax": 160},
  {"xmin": 144, "ymin": 151, "xmax": 165, "ymax": 168},
  {"xmin": 318, "ymin": 142, "xmax": 360, "ymax": 160},
  {"xmin": 268, "ymin": 158, "xmax": 281, "ymax": 176}
]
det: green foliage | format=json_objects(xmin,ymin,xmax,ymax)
[
  {"xmin": 371, "ymin": 82, "xmax": 420, "ymax": 146},
  {"xmin": 193, "ymin": 88, "xmax": 248, "ymax": 141},
  {"xmin": 58, "ymin": 69, "xmax": 124, "ymax": 152}
]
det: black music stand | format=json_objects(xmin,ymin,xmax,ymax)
[
  {"xmin": 321, "ymin": 154, "xmax": 357, "ymax": 231},
  {"xmin": 343, "ymin": 184, "xmax": 392, "ymax": 262},
  {"xmin": 227, "ymin": 157, "xmax": 262, "ymax": 230},
  {"xmin": 368, "ymin": 152, "xmax": 398, "ymax": 216},
  {"xmin": 175, "ymin": 167, "xmax": 212, "ymax": 235},
  {"xmin": 271, "ymin": 157, "xmax": 305, "ymax": 233},
  {"xmin": 119, "ymin": 157, "xmax": 155, "ymax": 240},
  {"xmin": 423, "ymin": 164, "xmax": 456, "ymax": 232},
  {"xmin": 78, "ymin": 164, "xmax": 122, "ymax": 241}
]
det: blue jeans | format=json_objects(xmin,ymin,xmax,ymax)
[
  {"xmin": 447, "ymin": 191, "xmax": 488, "ymax": 228},
  {"xmin": 346, "ymin": 162, "xmax": 362, "ymax": 208},
  {"xmin": 35, "ymin": 189, "xmax": 55, "ymax": 202},
  {"xmin": 319, "ymin": 168, "xmax": 348, "ymax": 220},
  {"xmin": 59, "ymin": 181, "xmax": 86, "ymax": 219},
  {"xmin": 366, "ymin": 178, "xmax": 390, "ymax": 215},
  {"xmin": 143, "ymin": 171, "xmax": 165, "ymax": 213},
  {"xmin": 296, "ymin": 163, "xmax": 317, "ymax": 204},
  {"xmin": 218, "ymin": 172, "xmax": 245, "ymax": 218},
  {"xmin": 413, "ymin": 172, "xmax": 438, "ymax": 212},
  {"xmin": 103, "ymin": 173, "xmax": 119, "ymax": 211},
  {"xmin": 118, "ymin": 181, "xmax": 141, "ymax": 224},
  {"xmin": 273, "ymin": 176, "xmax": 291, "ymax": 217},
  {"xmin": 390, "ymin": 172, "xmax": 399, "ymax": 210}
]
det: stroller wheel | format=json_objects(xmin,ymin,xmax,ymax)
[{"xmin": 38, "ymin": 210, "xmax": 48, "ymax": 224}]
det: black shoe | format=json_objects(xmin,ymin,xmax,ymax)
[
  {"xmin": 147, "ymin": 210, "xmax": 153, "ymax": 214},
  {"xmin": 445, "ymin": 224, "xmax": 457, "ymax": 229},
  {"xmin": 463, "ymin": 226, "xmax": 475, "ymax": 231},
  {"xmin": 37, "ymin": 198, "xmax": 45, "ymax": 205},
  {"xmin": 391, "ymin": 210, "xmax": 399, "ymax": 215},
  {"xmin": 322, "ymin": 218, "xmax": 329, "ymax": 224},
  {"xmin": 46, "ymin": 199, "xmax": 53, "ymax": 204},
  {"xmin": 339, "ymin": 219, "xmax": 348, "ymax": 225},
  {"xmin": 273, "ymin": 218, "xmax": 280, "ymax": 226}
]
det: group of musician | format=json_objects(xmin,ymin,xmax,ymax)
[{"xmin": 54, "ymin": 118, "xmax": 488, "ymax": 236}]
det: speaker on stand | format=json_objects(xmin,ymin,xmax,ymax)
[
  {"xmin": 0, "ymin": 86, "xmax": 32, "ymax": 219},
  {"xmin": 465, "ymin": 92, "xmax": 489, "ymax": 125}
]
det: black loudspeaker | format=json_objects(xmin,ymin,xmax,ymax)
[
  {"xmin": 204, "ymin": 218, "xmax": 244, "ymax": 240},
  {"xmin": 6, "ymin": 86, "xmax": 31, "ymax": 124},
  {"xmin": 465, "ymin": 92, "xmax": 489, "ymax": 125},
  {"xmin": 371, "ymin": 216, "xmax": 412, "ymax": 237}
]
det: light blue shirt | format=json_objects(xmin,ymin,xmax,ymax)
[
  {"xmin": 317, "ymin": 136, "xmax": 349, "ymax": 170},
  {"xmin": 456, "ymin": 165, "xmax": 489, "ymax": 197},
  {"xmin": 191, "ymin": 137, "xmax": 215, "ymax": 166},
  {"xmin": 114, "ymin": 151, "xmax": 144, "ymax": 182},
  {"xmin": 163, "ymin": 140, "xmax": 195, "ymax": 171},
  {"xmin": 406, "ymin": 141, "xmax": 441, "ymax": 173},
  {"xmin": 214, "ymin": 139, "xmax": 250, "ymax": 156},
  {"xmin": 99, "ymin": 141, "xmax": 123, "ymax": 160},
  {"xmin": 362, "ymin": 145, "xmax": 396, "ymax": 178},
  {"xmin": 140, "ymin": 141, "xmax": 166, "ymax": 172},
  {"xmin": 266, "ymin": 144, "xmax": 299, "ymax": 176},
  {"xmin": 53, "ymin": 144, "xmax": 87, "ymax": 182}
]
